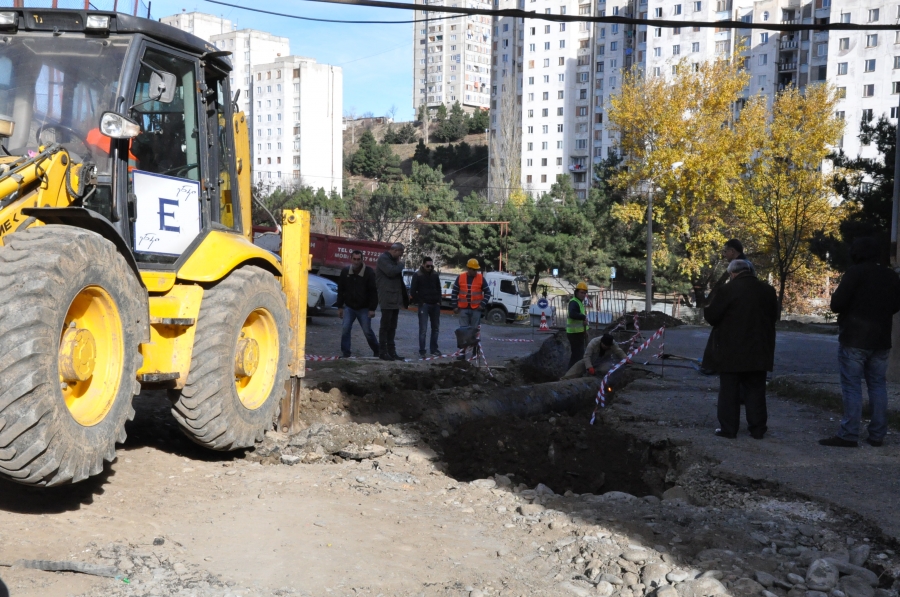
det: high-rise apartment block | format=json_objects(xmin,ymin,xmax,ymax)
[
  {"xmin": 160, "ymin": 12, "xmax": 342, "ymax": 193},
  {"xmin": 250, "ymin": 57, "xmax": 343, "ymax": 193},
  {"xmin": 489, "ymin": 0, "xmax": 899, "ymax": 199},
  {"xmin": 412, "ymin": 0, "xmax": 493, "ymax": 112}
]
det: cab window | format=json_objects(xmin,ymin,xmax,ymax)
[
  {"xmin": 128, "ymin": 48, "xmax": 204, "ymax": 262},
  {"xmin": 207, "ymin": 77, "xmax": 240, "ymax": 231}
]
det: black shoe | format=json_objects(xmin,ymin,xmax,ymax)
[
  {"xmin": 342, "ymin": 353, "xmax": 352, "ymax": 358},
  {"xmin": 432, "ymin": 350, "xmax": 442, "ymax": 357},
  {"xmin": 419, "ymin": 351, "xmax": 427, "ymax": 358},
  {"xmin": 751, "ymin": 434, "xmax": 764, "ymax": 440},
  {"xmin": 818, "ymin": 436, "xmax": 859, "ymax": 447},
  {"xmin": 866, "ymin": 438, "xmax": 884, "ymax": 447},
  {"xmin": 714, "ymin": 429, "xmax": 736, "ymax": 439},
  {"xmin": 379, "ymin": 354, "xmax": 393, "ymax": 361},
  {"xmin": 391, "ymin": 354, "xmax": 406, "ymax": 362},
  {"xmin": 373, "ymin": 351, "xmax": 380, "ymax": 358}
]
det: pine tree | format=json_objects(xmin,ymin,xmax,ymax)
[{"xmin": 412, "ymin": 139, "xmax": 431, "ymax": 165}]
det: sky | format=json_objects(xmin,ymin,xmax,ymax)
[{"xmin": 151, "ymin": 0, "xmax": 417, "ymax": 120}]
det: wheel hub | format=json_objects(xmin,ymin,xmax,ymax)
[
  {"xmin": 234, "ymin": 337, "xmax": 260, "ymax": 378},
  {"xmin": 59, "ymin": 327, "xmax": 97, "ymax": 382}
]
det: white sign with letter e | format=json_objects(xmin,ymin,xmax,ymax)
[{"xmin": 132, "ymin": 170, "xmax": 201, "ymax": 256}]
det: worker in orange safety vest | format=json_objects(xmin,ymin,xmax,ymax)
[{"xmin": 451, "ymin": 258, "xmax": 492, "ymax": 361}]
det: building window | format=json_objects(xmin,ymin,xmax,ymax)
[
  {"xmin": 839, "ymin": 37, "xmax": 849, "ymax": 50},
  {"xmin": 692, "ymin": 42, "xmax": 700, "ymax": 52},
  {"xmin": 558, "ymin": 90, "xmax": 565, "ymax": 99},
  {"xmin": 527, "ymin": 142, "xmax": 533, "ymax": 150},
  {"xmin": 654, "ymin": 27, "xmax": 662, "ymax": 37},
  {"xmin": 862, "ymin": 108, "xmax": 874, "ymax": 121},
  {"xmin": 835, "ymin": 111, "xmax": 845, "ymax": 120},
  {"xmin": 869, "ymin": 8, "xmax": 880, "ymax": 21},
  {"xmin": 577, "ymin": 106, "xmax": 588, "ymax": 116},
  {"xmin": 653, "ymin": 47, "xmax": 661, "ymax": 57},
  {"xmin": 542, "ymin": 108, "xmax": 549, "ymax": 116},
  {"xmin": 816, "ymin": 43, "xmax": 828, "ymax": 57},
  {"xmin": 541, "ymin": 175, "xmax": 547, "ymax": 183},
  {"xmin": 575, "ymin": 139, "xmax": 588, "ymax": 149},
  {"xmin": 894, "ymin": 56, "xmax": 900, "ymax": 69},
  {"xmin": 543, "ymin": 59, "xmax": 550, "ymax": 67},
  {"xmin": 541, "ymin": 158, "xmax": 548, "ymax": 166},
  {"xmin": 863, "ymin": 84, "xmax": 875, "ymax": 97},
  {"xmin": 758, "ymin": 54, "xmax": 767, "ymax": 65},
  {"xmin": 541, "ymin": 141, "xmax": 548, "ymax": 149},
  {"xmin": 837, "ymin": 62, "xmax": 848, "ymax": 75},
  {"xmin": 836, "ymin": 87, "xmax": 846, "ymax": 98},
  {"xmin": 674, "ymin": 3, "xmax": 682, "ymax": 14},
  {"xmin": 557, "ymin": 107, "xmax": 564, "ymax": 115},
  {"xmin": 893, "ymin": 81, "xmax": 900, "ymax": 94},
  {"xmin": 694, "ymin": 1, "xmax": 701, "ymax": 9},
  {"xmin": 527, "ymin": 126, "xmax": 534, "ymax": 133},
  {"xmin": 760, "ymin": 33, "xmax": 768, "ymax": 43},
  {"xmin": 865, "ymin": 59, "xmax": 876, "ymax": 72},
  {"xmin": 527, "ymin": 175, "xmax": 533, "ymax": 183},
  {"xmin": 867, "ymin": 34, "xmax": 878, "ymax": 47},
  {"xmin": 542, "ymin": 125, "xmax": 549, "ymax": 133},
  {"xmin": 654, "ymin": 7, "xmax": 662, "ymax": 16},
  {"xmin": 557, "ymin": 124, "xmax": 564, "ymax": 132},
  {"xmin": 673, "ymin": 44, "xmax": 681, "ymax": 55},
  {"xmin": 528, "ymin": 109, "xmax": 534, "ymax": 117}
]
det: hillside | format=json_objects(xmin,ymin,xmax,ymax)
[{"xmin": 343, "ymin": 119, "xmax": 489, "ymax": 198}]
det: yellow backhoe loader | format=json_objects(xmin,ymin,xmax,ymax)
[{"xmin": 0, "ymin": 9, "xmax": 308, "ymax": 486}]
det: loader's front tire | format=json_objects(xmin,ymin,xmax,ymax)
[
  {"xmin": 0, "ymin": 226, "xmax": 147, "ymax": 486},
  {"xmin": 171, "ymin": 266, "xmax": 290, "ymax": 450}
]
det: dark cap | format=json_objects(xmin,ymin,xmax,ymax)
[
  {"xmin": 850, "ymin": 237, "xmax": 879, "ymax": 263},
  {"xmin": 600, "ymin": 334, "xmax": 615, "ymax": 346},
  {"xmin": 724, "ymin": 238, "xmax": 743, "ymax": 253}
]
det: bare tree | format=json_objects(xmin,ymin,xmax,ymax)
[
  {"xmin": 310, "ymin": 207, "xmax": 340, "ymax": 235},
  {"xmin": 344, "ymin": 106, "xmax": 358, "ymax": 145},
  {"xmin": 489, "ymin": 60, "xmax": 523, "ymax": 207},
  {"xmin": 386, "ymin": 104, "xmax": 398, "ymax": 121}
]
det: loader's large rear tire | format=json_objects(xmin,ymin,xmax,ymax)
[
  {"xmin": 0, "ymin": 226, "xmax": 147, "ymax": 486},
  {"xmin": 171, "ymin": 266, "xmax": 290, "ymax": 450}
]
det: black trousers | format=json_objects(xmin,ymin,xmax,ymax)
[
  {"xmin": 567, "ymin": 332, "xmax": 586, "ymax": 369},
  {"xmin": 379, "ymin": 308, "xmax": 400, "ymax": 356},
  {"xmin": 718, "ymin": 371, "xmax": 768, "ymax": 437}
]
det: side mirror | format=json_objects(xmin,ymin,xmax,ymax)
[
  {"xmin": 149, "ymin": 71, "xmax": 177, "ymax": 104},
  {"xmin": 99, "ymin": 112, "xmax": 141, "ymax": 139}
]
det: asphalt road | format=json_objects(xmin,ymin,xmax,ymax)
[{"xmin": 306, "ymin": 310, "xmax": 841, "ymax": 376}]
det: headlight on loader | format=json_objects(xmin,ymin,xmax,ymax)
[{"xmin": 99, "ymin": 112, "xmax": 140, "ymax": 139}]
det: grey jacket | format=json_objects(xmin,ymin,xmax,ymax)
[{"xmin": 375, "ymin": 251, "xmax": 408, "ymax": 310}]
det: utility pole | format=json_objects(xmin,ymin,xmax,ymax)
[
  {"xmin": 645, "ymin": 187, "xmax": 653, "ymax": 314},
  {"xmin": 888, "ymin": 92, "xmax": 900, "ymax": 380}
]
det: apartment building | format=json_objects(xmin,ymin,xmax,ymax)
[
  {"xmin": 826, "ymin": 0, "xmax": 900, "ymax": 158},
  {"xmin": 412, "ymin": 0, "xmax": 493, "ymax": 112},
  {"xmin": 160, "ymin": 11, "xmax": 232, "ymax": 41},
  {"xmin": 250, "ymin": 57, "xmax": 343, "ymax": 194}
]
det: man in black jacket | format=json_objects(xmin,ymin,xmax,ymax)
[
  {"xmin": 336, "ymin": 250, "xmax": 380, "ymax": 358},
  {"xmin": 410, "ymin": 257, "xmax": 443, "ymax": 357},
  {"xmin": 819, "ymin": 237, "xmax": 900, "ymax": 448},
  {"xmin": 703, "ymin": 259, "xmax": 778, "ymax": 439}
]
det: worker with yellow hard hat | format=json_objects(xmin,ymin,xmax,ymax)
[
  {"xmin": 567, "ymin": 281, "xmax": 590, "ymax": 369},
  {"xmin": 451, "ymin": 258, "xmax": 492, "ymax": 361}
]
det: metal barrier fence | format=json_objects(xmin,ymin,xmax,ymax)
[
  {"xmin": 539, "ymin": 291, "xmax": 692, "ymax": 329},
  {"xmin": 0, "ymin": 0, "xmax": 155, "ymax": 19}
]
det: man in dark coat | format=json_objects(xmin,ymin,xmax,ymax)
[
  {"xmin": 375, "ymin": 243, "xmax": 409, "ymax": 361},
  {"xmin": 819, "ymin": 237, "xmax": 900, "ymax": 448},
  {"xmin": 703, "ymin": 259, "xmax": 778, "ymax": 439},
  {"xmin": 409, "ymin": 256, "xmax": 443, "ymax": 357},
  {"xmin": 336, "ymin": 250, "xmax": 380, "ymax": 358}
]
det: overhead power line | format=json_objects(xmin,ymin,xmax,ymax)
[
  {"xmin": 253, "ymin": 0, "xmax": 900, "ymax": 31},
  {"xmin": 205, "ymin": 0, "xmax": 457, "ymax": 23}
]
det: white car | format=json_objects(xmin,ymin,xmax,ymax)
[{"xmin": 308, "ymin": 274, "xmax": 339, "ymax": 313}]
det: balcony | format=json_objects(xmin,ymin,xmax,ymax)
[
  {"xmin": 780, "ymin": 40, "xmax": 798, "ymax": 49},
  {"xmin": 568, "ymin": 163, "xmax": 588, "ymax": 172},
  {"xmin": 781, "ymin": 18, "xmax": 798, "ymax": 24},
  {"xmin": 779, "ymin": 62, "xmax": 797, "ymax": 71}
]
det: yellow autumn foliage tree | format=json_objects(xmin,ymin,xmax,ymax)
[
  {"xmin": 734, "ymin": 84, "xmax": 844, "ymax": 312},
  {"xmin": 608, "ymin": 52, "xmax": 767, "ymax": 289}
]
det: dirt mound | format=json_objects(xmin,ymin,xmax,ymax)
[
  {"xmin": 248, "ymin": 422, "xmax": 421, "ymax": 465},
  {"xmin": 607, "ymin": 310, "xmax": 685, "ymax": 332}
]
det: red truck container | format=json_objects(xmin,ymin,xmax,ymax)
[
  {"xmin": 309, "ymin": 233, "xmax": 393, "ymax": 277},
  {"xmin": 253, "ymin": 227, "xmax": 392, "ymax": 278}
]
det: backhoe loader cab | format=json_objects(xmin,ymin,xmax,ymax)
[{"xmin": 0, "ymin": 10, "xmax": 309, "ymax": 487}]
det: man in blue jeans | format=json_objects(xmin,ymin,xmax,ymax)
[
  {"xmin": 820, "ymin": 237, "xmax": 900, "ymax": 448},
  {"xmin": 336, "ymin": 250, "xmax": 380, "ymax": 358},
  {"xmin": 409, "ymin": 256, "xmax": 443, "ymax": 358}
]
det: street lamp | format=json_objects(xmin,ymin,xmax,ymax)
[{"xmin": 645, "ymin": 161, "xmax": 683, "ymax": 314}]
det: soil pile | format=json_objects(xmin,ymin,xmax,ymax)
[{"xmin": 609, "ymin": 310, "xmax": 686, "ymax": 332}]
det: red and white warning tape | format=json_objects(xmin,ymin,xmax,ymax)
[
  {"xmin": 305, "ymin": 354, "xmax": 343, "ymax": 362},
  {"xmin": 591, "ymin": 325, "xmax": 665, "ymax": 424},
  {"xmin": 420, "ymin": 349, "xmax": 464, "ymax": 361},
  {"xmin": 488, "ymin": 337, "xmax": 535, "ymax": 343}
]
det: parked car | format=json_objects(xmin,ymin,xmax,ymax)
[{"xmin": 308, "ymin": 273, "xmax": 338, "ymax": 314}]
